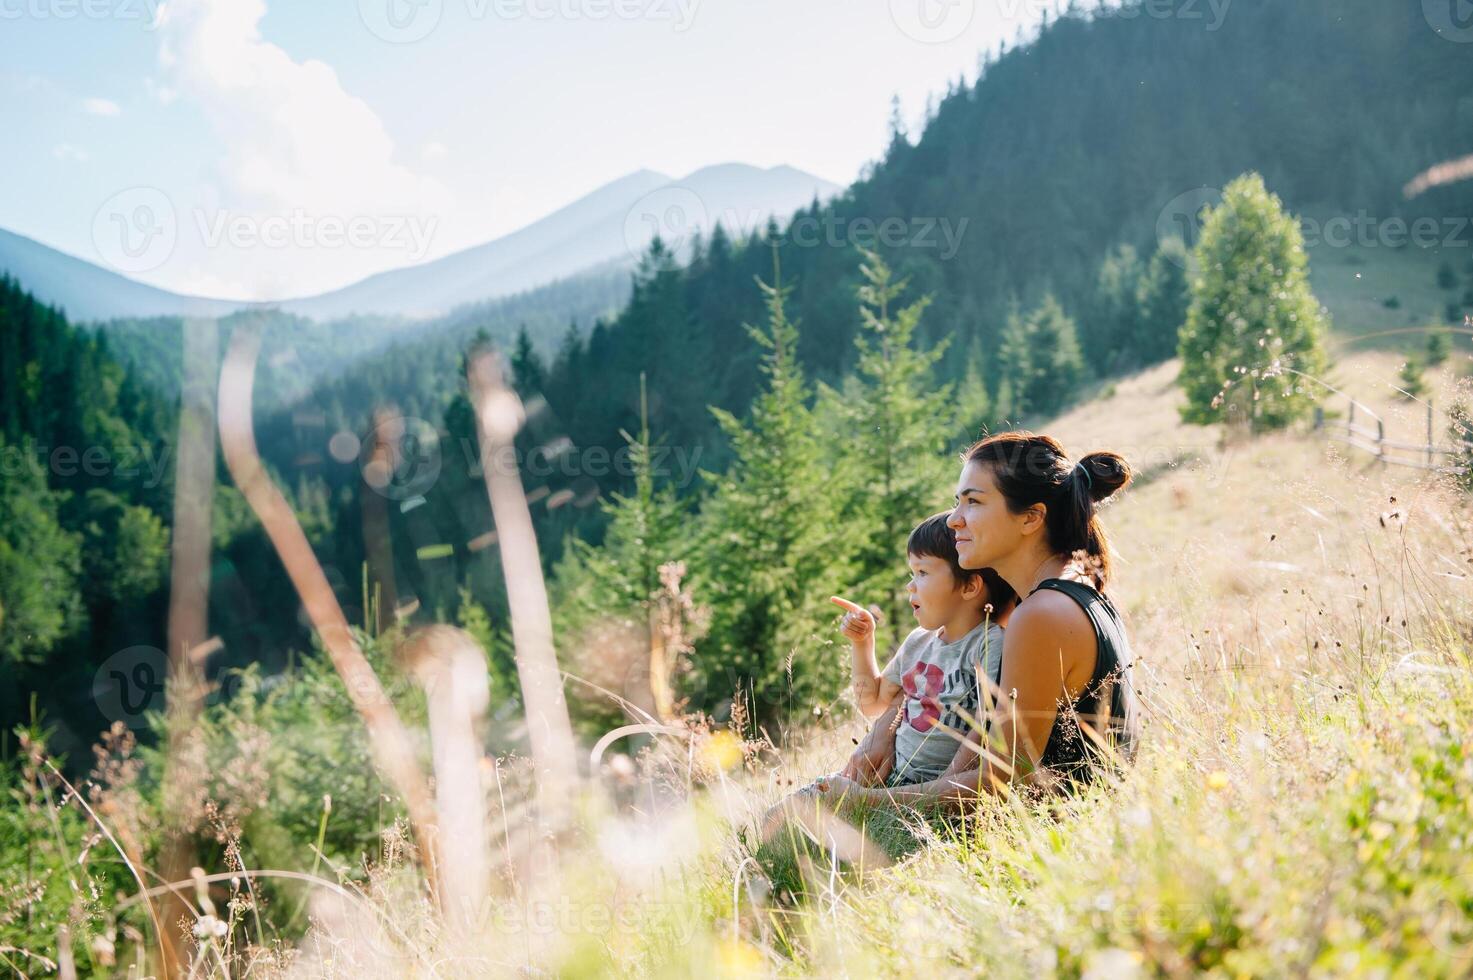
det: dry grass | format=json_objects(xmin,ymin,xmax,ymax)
[
  {"xmin": 282, "ymin": 351, "xmax": 1473, "ymax": 977},
  {"xmin": 14, "ymin": 350, "xmax": 1473, "ymax": 978}
]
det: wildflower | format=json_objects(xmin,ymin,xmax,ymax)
[
  {"xmin": 193, "ymin": 915, "xmax": 228, "ymax": 940},
  {"xmin": 715, "ymin": 939, "xmax": 764, "ymax": 977},
  {"xmin": 1207, "ymin": 770, "xmax": 1230, "ymax": 791},
  {"xmin": 699, "ymin": 730, "xmax": 744, "ymax": 772}
]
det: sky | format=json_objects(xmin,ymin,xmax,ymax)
[{"xmin": 0, "ymin": 0, "xmax": 1058, "ymax": 300}]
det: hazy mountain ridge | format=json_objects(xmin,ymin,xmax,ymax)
[{"xmin": 0, "ymin": 163, "xmax": 839, "ymax": 325}]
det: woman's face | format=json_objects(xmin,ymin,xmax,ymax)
[{"xmin": 947, "ymin": 460, "xmax": 1026, "ymax": 570}]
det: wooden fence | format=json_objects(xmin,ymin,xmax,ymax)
[{"xmin": 1315, "ymin": 397, "xmax": 1471, "ymax": 474}]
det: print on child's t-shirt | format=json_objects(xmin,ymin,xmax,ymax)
[{"xmin": 899, "ymin": 658, "xmax": 977, "ymax": 736}]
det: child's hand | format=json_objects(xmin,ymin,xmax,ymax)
[{"xmin": 830, "ymin": 596, "xmax": 880, "ymax": 644}]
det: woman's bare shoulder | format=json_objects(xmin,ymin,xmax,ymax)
[{"xmin": 1008, "ymin": 588, "xmax": 1091, "ymax": 634}]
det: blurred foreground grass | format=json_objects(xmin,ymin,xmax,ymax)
[{"xmin": 7, "ymin": 351, "xmax": 1473, "ymax": 978}]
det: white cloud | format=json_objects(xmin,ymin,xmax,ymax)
[
  {"xmin": 421, "ymin": 141, "xmax": 449, "ymax": 163},
  {"xmin": 145, "ymin": 78, "xmax": 178, "ymax": 105},
  {"xmin": 52, "ymin": 144, "xmax": 90, "ymax": 163},
  {"xmin": 82, "ymin": 97, "xmax": 122, "ymax": 117},
  {"xmin": 155, "ymin": 0, "xmax": 450, "ymax": 218}
]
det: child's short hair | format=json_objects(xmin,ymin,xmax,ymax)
[{"xmin": 907, "ymin": 511, "xmax": 1018, "ymax": 613}]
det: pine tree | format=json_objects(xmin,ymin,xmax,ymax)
[
  {"xmin": 819, "ymin": 250, "xmax": 957, "ymax": 654},
  {"xmin": 694, "ymin": 254, "xmax": 840, "ymax": 725},
  {"xmin": 1091, "ymin": 243, "xmax": 1143, "ymax": 370},
  {"xmin": 997, "ymin": 301, "xmax": 1033, "ymax": 415},
  {"xmin": 1396, "ymin": 358, "xmax": 1427, "ymax": 401},
  {"xmin": 551, "ymin": 375, "xmax": 699, "ymax": 729},
  {"xmin": 1178, "ymin": 173, "xmax": 1329, "ymax": 431},
  {"xmin": 510, "ymin": 325, "xmax": 546, "ymax": 396},
  {"xmin": 1135, "ymin": 238, "xmax": 1193, "ymax": 364},
  {"xmin": 1025, "ymin": 294, "xmax": 1086, "ymax": 412},
  {"xmin": 1427, "ymin": 328, "xmax": 1451, "ymax": 367}
]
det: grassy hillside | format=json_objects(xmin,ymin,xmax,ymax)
[
  {"xmin": 29, "ymin": 348, "xmax": 1458, "ymax": 978},
  {"xmin": 1305, "ymin": 233, "xmax": 1468, "ymax": 345}
]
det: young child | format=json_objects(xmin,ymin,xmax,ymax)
[{"xmin": 830, "ymin": 511, "xmax": 1015, "ymax": 787}]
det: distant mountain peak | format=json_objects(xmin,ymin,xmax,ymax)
[{"xmin": 0, "ymin": 161, "xmax": 837, "ymax": 324}]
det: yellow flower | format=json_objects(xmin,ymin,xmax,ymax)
[
  {"xmin": 716, "ymin": 939, "xmax": 764, "ymax": 977},
  {"xmin": 1206, "ymin": 770, "xmax": 1230, "ymax": 791},
  {"xmin": 700, "ymin": 731, "xmax": 744, "ymax": 772}
]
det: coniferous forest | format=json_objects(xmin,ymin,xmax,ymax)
[{"xmin": 4, "ymin": 0, "xmax": 1472, "ymax": 754}]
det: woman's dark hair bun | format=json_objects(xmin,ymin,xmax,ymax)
[{"xmin": 1078, "ymin": 451, "xmax": 1132, "ymax": 504}]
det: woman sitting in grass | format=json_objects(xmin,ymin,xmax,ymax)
[{"xmin": 826, "ymin": 431, "xmax": 1141, "ymax": 805}]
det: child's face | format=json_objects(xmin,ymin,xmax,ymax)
[{"xmin": 905, "ymin": 553, "xmax": 979, "ymax": 631}]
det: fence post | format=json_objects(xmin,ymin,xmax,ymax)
[
  {"xmin": 1428, "ymin": 400, "xmax": 1435, "ymax": 469},
  {"xmin": 1314, "ymin": 405, "xmax": 1324, "ymax": 430},
  {"xmin": 1378, "ymin": 418, "xmax": 1386, "ymax": 463}
]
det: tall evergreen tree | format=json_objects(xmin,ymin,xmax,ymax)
[
  {"xmin": 693, "ymin": 255, "xmax": 840, "ymax": 725},
  {"xmin": 1090, "ymin": 243, "xmax": 1144, "ymax": 370},
  {"xmin": 996, "ymin": 301, "xmax": 1033, "ymax": 416},
  {"xmin": 510, "ymin": 325, "xmax": 546, "ymax": 396},
  {"xmin": 1025, "ymin": 294, "xmax": 1086, "ymax": 412},
  {"xmin": 1134, "ymin": 238, "xmax": 1194, "ymax": 365},
  {"xmin": 819, "ymin": 250, "xmax": 957, "ymax": 653},
  {"xmin": 1426, "ymin": 328, "xmax": 1451, "ymax": 367},
  {"xmin": 1178, "ymin": 173, "xmax": 1329, "ymax": 431}
]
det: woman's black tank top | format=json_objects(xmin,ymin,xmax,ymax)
[{"xmin": 1028, "ymin": 578, "xmax": 1141, "ymax": 783}]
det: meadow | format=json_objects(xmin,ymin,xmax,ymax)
[{"xmin": 9, "ymin": 329, "xmax": 1473, "ymax": 977}]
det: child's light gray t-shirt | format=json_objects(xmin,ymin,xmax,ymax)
[{"xmin": 881, "ymin": 621, "xmax": 1005, "ymax": 784}]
